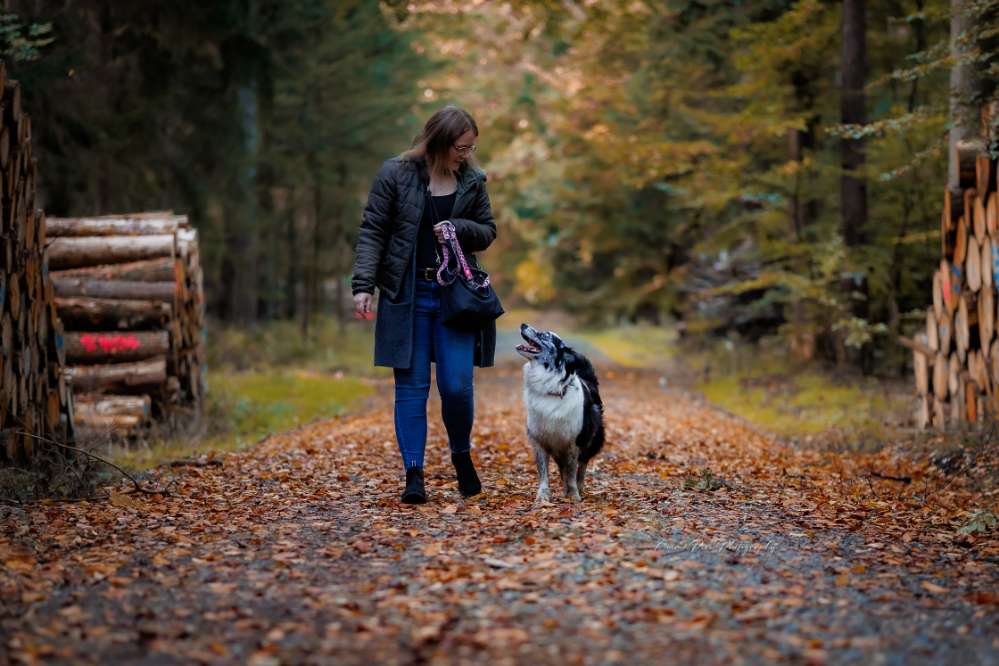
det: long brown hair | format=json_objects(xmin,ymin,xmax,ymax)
[{"xmin": 402, "ymin": 105, "xmax": 479, "ymax": 179}]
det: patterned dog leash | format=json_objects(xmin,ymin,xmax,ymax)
[{"xmin": 436, "ymin": 221, "xmax": 491, "ymax": 289}]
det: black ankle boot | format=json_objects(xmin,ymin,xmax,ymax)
[
  {"xmin": 401, "ymin": 467, "xmax": 426, "ymax": 504},
  {"xmin": 451, "ymin": 450, "xmax": 481, "ymax": 497}
]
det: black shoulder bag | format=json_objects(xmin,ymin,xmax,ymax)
[{"xmin": 427, "ymin": 191, "xmax": 504, "ymax": 330}]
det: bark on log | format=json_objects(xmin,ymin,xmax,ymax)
[
  {"xmin": 46, "ymin": 215, "xmax": 186, "ymax": 237},
  {"xmin": 72, "ymin": 413, "xmax": 143, "ymax": 432},
  {"xmin": 65, "ymin": 331, "xmax": 170, "ymax": 364},
  {"xmin": 73, "ymin": 394, "xmax": 150, "ymax": 419},
  {"xmin": 976, "ymin": 154, "xmax": 994, "ymax": 202},
  {"xmin": 52, "ymin": 277, "xmax": 176, "ymax": 302},
  {"xmin": 51, "ymin": 257, "xmax": 177, "ymax": 282},
  {"xmin": 898, "ymin": 335, "xmax": 935, "ymax": 358},
  {"xmin": 65, "ymin": 357, "xmax": 167, "ymax": 393},
  {"xmin": 944, "ymin": 186, "xmax": 964, "ymax": 229},
  {"xmin": 47, "ymin": 235, "xmax": 175, "ymax": 270},
  {"xmin": 954, "ymin": 140, "xmax": 983, "ymax": 188},
  {"xmin": 55, "ymin": 297, "xmax": 172, "ymax": 329},
  {"xmin": 0, "ymin": 77, "xmax": 75, "ymax": 463}
]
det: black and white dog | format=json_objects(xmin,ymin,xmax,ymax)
[{"xmin": 516, "ymin": 323, "xmax": 605, "ymax": 504}]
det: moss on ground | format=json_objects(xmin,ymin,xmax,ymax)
[{"xmin": 574, "ymin": 324, "xmax": 678, "ymax": 369}]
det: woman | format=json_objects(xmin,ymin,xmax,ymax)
[{"xmin": 351, "ymin": 105, "xmax": 497, "ymax": 504}]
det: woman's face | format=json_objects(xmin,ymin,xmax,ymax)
[{"xmin": 447, "ymin": 129, "xmax": 477, "ymax": 173}]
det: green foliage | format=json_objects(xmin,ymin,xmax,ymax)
[
  {"xmin": 7, "ymin": 0, "xmax": 993, "ymax": 375},
  {"xmin": 7, "ymin": 0, "xmax": 429, "ymax": 323},
  {"xmin": 0, "ymin": 13, "xmax": 51, "ymax": 62},
  {"xmin": 399, "ymin": 0, "xmax": 963, "ymax": 371}
]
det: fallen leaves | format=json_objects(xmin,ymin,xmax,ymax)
[{"xmin": 0, "ymin": 367, "xmax": 996, "ymax": 664}]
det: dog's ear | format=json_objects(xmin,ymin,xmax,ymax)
[{"xmin": 562, "ymin": 345, "xmax": 581, "ymax": 373}]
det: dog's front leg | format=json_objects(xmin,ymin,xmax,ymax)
[
  {"xmin": 576, "ymin": 458, "xmax": 589, "ymax": 497},
  {"xmin": 531, "ymin": 439, "xmax": 551, "ymax": 505},
  {"xmin": 562, "ymin": 453, "xmax": 581, "ymax": 502}
]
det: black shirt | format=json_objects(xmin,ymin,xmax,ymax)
[{"xmin": 416, "ymin": 190, "xmax": 456, "ymax": 270}]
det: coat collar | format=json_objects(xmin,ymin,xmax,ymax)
[{"xmin": 403, "ymin": 154, "xmax": 482, "ymax": 192}]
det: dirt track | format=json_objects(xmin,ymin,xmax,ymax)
[{"xmin": 2, "ymin": 355, "xmax": 998, "ymax": 665}]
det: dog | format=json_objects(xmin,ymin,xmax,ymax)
[{"xmin": 516, "ymin": 323, "xmax": 605, "ymax": 504}]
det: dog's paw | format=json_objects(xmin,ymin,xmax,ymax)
[{"xmin": 533, "ymin": 491, "xmax": 551, "ymax": 507}]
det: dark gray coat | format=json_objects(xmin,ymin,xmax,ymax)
[{"xmin": 351, "ymin": 155, "xmax": 498, "ymax": 369}]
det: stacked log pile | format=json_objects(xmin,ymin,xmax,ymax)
[
  {"xmin": 910, "ymin": 121, "xmax": 998, "ymax": 428},
  {"xmin": 45, "ymin": 212, "xmax": 205, "ymax": 439},
  {"xmin": 0, "ymin": 65, "xmax": 76, "ymax": 464}
]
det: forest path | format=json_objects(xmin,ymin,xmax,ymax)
[{"xmin": 2, "ymin": 357, "xmax": 998, "ymax": 665}]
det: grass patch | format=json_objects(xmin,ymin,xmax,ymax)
[
  {"xmin": 111, "ymin": 368, "xmax": 373, "ymax": 471},
  {"xmin": 689, "ymin": 338, "xmax": 911, "ymax": 448},
  {"xmin": 206, "ymin": 315, "xmax": 390, "ymax": 378},
  {"xmin": 108, "ymin": 313, "xmax": 384, "ymax": 472},
  {"xmin": 575, "ymin": 324, "xmax": 678, "ymax": 369}
]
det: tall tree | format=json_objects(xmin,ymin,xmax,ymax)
[{"xmin": 841, "ymin": 0, "xmax": 867, "ymax": 247}]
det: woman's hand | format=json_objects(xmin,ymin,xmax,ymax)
[
  {"xmin": 433, "ymin": 221, "xmax": 450, "ymax": 244},
  {"xmin": 353, "ymin": 292, "xmax": 374, "ymax": 320}
]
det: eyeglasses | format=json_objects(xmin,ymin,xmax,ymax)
[{"xmin": 453, "ymin": 143, "xmax": 477, "ymax": 154}]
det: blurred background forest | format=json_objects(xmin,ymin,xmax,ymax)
[{"xmin": 3, "ymin": 0, "xmax": 999, "ymax": 377}]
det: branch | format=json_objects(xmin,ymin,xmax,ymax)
[
  {"xmin": 15, "ymin": 430, "xmax": 173, "ymax": 496},
  {"xmin": 896, "ymin": 335, "xmax": 935, "ymax": 357},
  {"xmin": 870, "ymin": 470, "xmax": 913, "ymax": 483}
]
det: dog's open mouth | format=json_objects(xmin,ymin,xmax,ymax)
[{"xmin": 518, "ymin": 323, "xmax": 543, "ymax": 358}]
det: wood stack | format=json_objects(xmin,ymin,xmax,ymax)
[
  {"xmin": 0, "ymin": 64, "xmax": 76, "ymax": 463},
  {"xmin": 44, "ymin": 212, "xmax": 205, "ymax": 439},
  {"xmin": 913, "ymin": 133, "xmax": 998, "ymax": 428}
]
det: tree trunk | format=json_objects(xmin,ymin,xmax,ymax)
[
  {"xmin": 285, "ymin": 203, "xmax": 298, "ymax": 319},
  {"xmin": 221, "ymin": 80, "xmax": 261, "ymax": 323},
  {"xmin": 948, "ymin": 0, "xmax": 979, "ymax": 191},
  {"xmin": 841, "ymin": 0, "xmax": 868, "ymax": 247}
]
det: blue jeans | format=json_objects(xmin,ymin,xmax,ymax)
[{"xmin": 394, "ymin": 278, "xmax": 476, "ymax": 469}]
